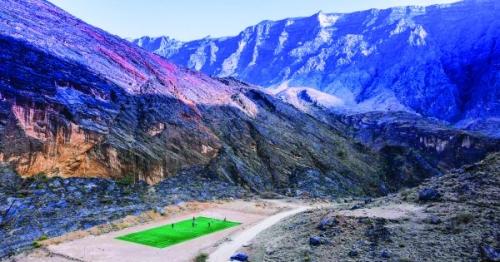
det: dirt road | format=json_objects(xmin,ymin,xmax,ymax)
[{"xmin": 208, "ymin": 205, "xmax": 311, "ymax": 262}]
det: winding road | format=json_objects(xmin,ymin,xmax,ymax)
[{"xmin": 208, "ymin": 205, "xmax": 311, "ymax": 262}]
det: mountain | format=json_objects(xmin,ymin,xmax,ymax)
[
  {"xmin": 0, "ymin": 0, "xmax": 499, "ymax": 258},
  {"xmin": 0, "ymin": 0, "xmax": 497, "ymax": 193},
  {"xmin": 132, "ymin": 36, "xmax": 184, "ymax": 58},
  {"xmin": 0, "ymin": 0, "xmax": 399, "ymax": 195},
  {"xmin": 134, "ymin": 0, "xmax": 500, "ymax": 137}
]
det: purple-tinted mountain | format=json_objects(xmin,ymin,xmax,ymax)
[
  {"xmin": 0, "ymin": 0, "xmax": 499, "ymax": 258},
  {"xmin": 135, "ymin": 0, "xmax": 500, "ymax": 137},
  {"xmin": 0, "ymin": 0, "xmax": 498, "ymax": 192},
  {"xmin": 0, "ymin": 0, "xmax": 398, "ymax": 195}
]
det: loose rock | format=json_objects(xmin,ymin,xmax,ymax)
[
  {"xmin": 309, "ymin": 236, "xmax": 322, "ymax": 246},
  {"xmin": 418, "ymin": 188, "xmax": 441, "ymax": 201},
  {"xmin": 230, "ymin": 252, "xmax": 249, "ymax": 261},
  {"xmin": 481, "ymin": 245, "xmax": 500, "ymax": 262}
]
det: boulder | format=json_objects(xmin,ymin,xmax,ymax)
[
  {"xmin": 48, "ymin": 178, "xmax": 62, "ymax": 188},
  {"xmin": 317, "ymin": 217, "xmax": 337, "ymax": 231},
  {"xmin": 350, "ymin": 203, "xmax": 364, "ymax": 210},
  {"xmin": 381, "ymin": 249, "xmax": 391, "ymax": 258},
  {"xmin": 230, "ymin": 252, "xmax": 249, "ymax": 261},
  {"xmin": 348, "ymin": 249, "xmax": 359, "ymax": 257},
  {"xmin": 418, "ymin": 188, "xmax": 441, "ymax": 201},
  {"xmin": 481, "ymin": 245, "xmax": 500, "ymax": 262},
  {"xmin": 309, "ymin": 236, "xmax": 322, "ymax": 246},
  {"xmin": 154, "ymin": 207, "xmax": 166, "ymax": 216},
  {"xmin": 429, "ymin": 215, "xmax": 442, "ymax": 225},
  {"xmin": 365, "ymin": 219, "xmax": 391, "ymax": 244}
]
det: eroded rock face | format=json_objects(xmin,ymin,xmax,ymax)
[
  {"xmin": 294, "ymin": 108, "xmax": 500, "ymax": 190},
  {"xmin": 0, "ymin": 0, "xmax": 390, "ymax": 195},
  {"xmin": 0, "ymin": 0, "xmax": 496, "ymax": 195},
  {"xmin": 0, "ymin": 34, "xmax": 220, "ymax": 184},
  {"xmin": 136, "ymin": 0, "xmax": 500, "ymax": 137}
]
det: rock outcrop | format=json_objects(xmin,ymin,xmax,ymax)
[
  {"xmin": 245, "ymin": 153, "xmax": 500, "ymax": 261},
  {"xmin": 0, "ymin": 0, "xmax": 388, "ymax": 195},
  {"xmin": 0, "ymin": 0, "xmax": 498, "ymax": 194}
]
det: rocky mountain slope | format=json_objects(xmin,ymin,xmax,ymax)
[
  {"xmin": 244, "ymin": 153, "xmax": 500, "ymax": 261},
  {"xmin": 314, "ymin": 110, "xmax": 500, "ymax": 192},
  {"xmin": 0, "ymin": 0, "xmax": 497, "ymax": 194},
  {"xmin": 134, "ymin": 0, "xmax": 500, "ymax": 136},
  {"xmin": 0, "ymin": 0, "xmax": 498, "ymax": 260},
  {"xmin": 0, "ymin": 0, "xmax": 402, "ymax": 196},
  {"xmin": 0, "ymin": 167, "xmax": 247, "ymax": 258}
]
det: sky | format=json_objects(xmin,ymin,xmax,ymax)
[{"xmin": 48, "ymin": 0, "xmax": 461, "ymax": 41}]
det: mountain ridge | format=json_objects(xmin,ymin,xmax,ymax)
[
  {"xmin": 0, "ymin": 0, "xmax": 389, "ymax": 194},
  {"xmin": 134, "ymin": 0, "xmax": 499, "ymax": 137},
  {"xmin": 0, "ymin": 0, "xmax": 499, "ymax": 258}
]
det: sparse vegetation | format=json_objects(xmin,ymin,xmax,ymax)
[
  {"xmin": 337, "ymin": 150, "xmax": 347, "ymax": 159},
  {"xmin": 245, "ymin": 153, "xmax": 500, "ymax": 261},
  {"xmin": 37, "ymin": 235, "xmax": 48, "ymax": 241},
  {"xmin": 117, "ymin": 173, "xmax": 135, "ymax": 186},
  {"xmin": 453, "ymin": 212, "xmax": 474, "ymax": 225},
  {"xmin": 194, "ymin": 253, "xmax": 208, "ymax": 262},
  {"xmin": 100, "ymin": 198, "xmax": 113, "ymax": 205},
  {"xmin": 33, "ymin": 172, "xmax": 49, "ymax": 182},
  {"xmin": 400, "ymin": 188, "xmax": 414, "ymax": 201},
  {"xmin": 31, "ymin": 235, "xmax": 49, "ymax": 249}
]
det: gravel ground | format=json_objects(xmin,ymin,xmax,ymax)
[
  {"xmin": 0, "ymin": 168, "xmax": 251, "ymax": 259},
  {"xmin": 243, "ymin": 153, "xmax": 500, "ymax": 261}
]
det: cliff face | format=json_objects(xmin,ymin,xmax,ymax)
[
  {"xmin": 274, "ymin": 94, "xmax": 500, "ymax": 191},
  {"xmin": 0, "ymin": 0, "xmax": 498, "ymax": 259},
  {"xmin": 0, "ymin": 0, "xmax": 497, "ymax": 195},
  {"xmin": 135, "ymin": 0, "xmax": 500, "ymax": 136},
  {"xmin": 0, "ymin": 33, "xmax": 223, "ymax": 184},
  {"xmin": 0, "ymin": 0, "xmax": 389, "ymax": 194},
  {"xmin": 336, "ymin": 112, "xmax": 500, "ymax": 190}
]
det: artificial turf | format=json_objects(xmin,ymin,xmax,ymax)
[{"xmin": 116, "ymin": 216, "xmax": 241, "ymax": 248}]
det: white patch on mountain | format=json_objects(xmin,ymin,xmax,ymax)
[{"xmin": 317, "ymin": 11, "xmax": 340, "ymax": 27}]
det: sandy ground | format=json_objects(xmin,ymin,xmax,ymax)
[
  {"xmin": 337, "ymin": 203, "xmax": 424, "ymax": 220},
  {"xmin": 11, "ymin": 199, "xmax": 311, "ymax": 262}
]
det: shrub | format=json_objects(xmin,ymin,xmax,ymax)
[
  {"xmin": 117, "ymin": 173, "xmax": 135, "ymax": 186},
  {"xmin": 445, "ymin": 212, "xmax": 474, "ymax": 234},
  {"xmin": 37, "ymin": 235, "xmax": 48, "ymax": 241},
  {"xmin": 194, "ymin": 253, "xmax": 208, "ymax": 262},
  {"xmin": 33, "ymin": 172, "xmax": 49, "ymax": 182},
  {"xmin": 453, "ymin": 212, "xmax": 473, "ymax": 225},
  {"xmin": 337, "ymin": 150, "xmax": 347, "ymax": 159},
  {"xmin": 100, "ymin": 198, "xmax": 113, "ymax": 205}
]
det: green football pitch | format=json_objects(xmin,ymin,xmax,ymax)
[{"xmin": 116, "ymin": 216, "xmax": 241, "ymax": 248}]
